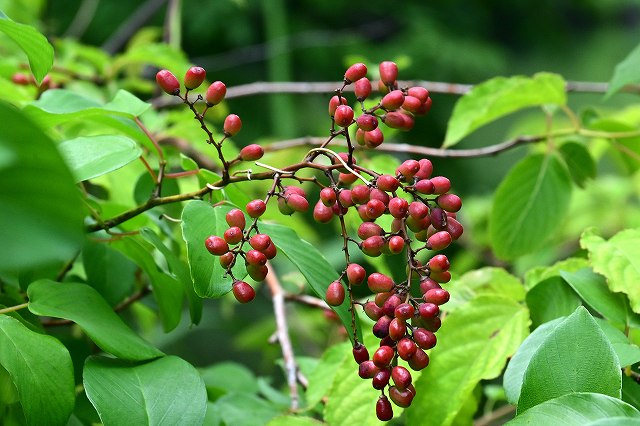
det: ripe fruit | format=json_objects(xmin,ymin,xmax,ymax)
[
  {"xmin": 232, "ymin": 280, "xmax": 255, "ymax": 303},
  {"xmin": 325, "ymin": 281, "xmax": 346, "ymax": 306},
  {"xmin": 391, "ymin": 365, "xmax": 412, "ymax": 390},
  {"xmin": 346, "ymin": 263, "xmax": 366, "ymax": 285},
  {"xmin": 354, "ymin": 77, "xmax": 372, "ymax": 101},
  {"xmin": 356, "ymin": 114, "xmax": 378, "ymax": 131},
  {"xmin": 376, "ymin": 395, "xmax": 393, "ymax": 421},
  {"xmin": 397, "ymin": 159, "xmax": 420, "ymax": 180},
  {"xmin": 286, "ymin": 193, "xmax": 309, "ymax": 213},
  {"xmin": 156, "ymin": 70, "xmax": 180, "ymax": 95},
  {"xmin": 313, "ymin": 200, "xmax": 334, "ymax": 223},
  {"xmin": 413, "ymin": 328, "xmax": 437, "ymax": 350},
  {"xmin": 431, "ymin": 176, "xmax": 452, "ymax": 194},
  {"xmin": 381, "ymin": 90, "xmax": 405, "ymax": 111},
  {"xmin": 205, "ymin": 81, "xmax": 226, "ymax": 105},
  {"xmin": 363, "ymin": 128, "xmax": 384, "ymax": 148},
  {"xmin": 246, "ymin": 199, "xmax": 267, "ymax": 218},
  {"xmin": 352, "ymin": 342, "xmax": 369, "ymax": 364},
  {"xmin": 379, "ymin": 61, "xmax": 399, "ymax": 86},
  {"xmin": 367, "ymin": 273, "xmax": 394, "ymax": 293},
  {"xmin": 437, "ymin": 193, "xmax": 462, "ymax": 212},
  {"xmin": 204, "ymin": 236, "xmax": 229, "ymax": 255},
  {"xmin": 388, "ymin": 197, "xmax": 409, "ymax": 218},
  {"xmin": 184, "ymin": 66, "xmax": 206, "ymax": 90},
  {"xmin": 328, "ymin": 95, "xmax": 348, "ymax": 116},
  {"xmin": 223, "ymin": 114, "xmax": 242, "ymax": 136},
  {"xmin": 334, "ymin": 105, "xmax": 354, "ymax": 127},
  {"xmin": 344, "ymin": 63, "xmax": 368, "ymax": 83},
  {"xmin": 372, "ymin": 368, "xmax": 391, "ymax": 389},
  {"xmin": 223, "ymin": 226, "xmax": 243, "ymax": 245},
  {"xmin": 373, "ymin": 345, "xmax": 394, "ymax": 367},
  {"xmin": 389, "ymin": 385, "xmax": 416, "ymax": 408},
  {"xmin": 387, "ymin": 235, "xmax": 405, "ymax": 254},
  {"xmin": 376, "ymin": 175, "xmax": 400, "ymax": 192},
  {"xmin": 245, "ymin": 249, "xmax": 267, "ymax": 266},
  {"xmin": 424, "ymin": 288, "xmax": 450, "ymax": 305},
  {"xmin": 239, "ymin": 144, "xmax": 264, "ymax": 161},
  {"xmin": 226, "ymin": 208, "xmax": 246, "ymax": 229},
  {"xmin": 427, "ymin": 231, "xmax": 453, "ymax": 251},
  {"xmin": 358, "ymin": 360, "xmax": 379, "ymax": 379}
]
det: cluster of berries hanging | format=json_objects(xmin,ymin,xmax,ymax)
[{"xmin": 156, "ymin": 60, "xmax": 463, "ymax": 422}]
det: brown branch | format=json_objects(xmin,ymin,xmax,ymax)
[
  {"xmin": 264, "ymin": 262, "xmax": 300, "ymax": 410},
  {"xmin": 474, "ymin": 404, "xmax": 516, "ymax": 426},
  {"xmin": 284, "ymin": 293, "xmax": 330, "ymax": 310}
]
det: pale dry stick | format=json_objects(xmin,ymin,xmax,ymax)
[
  {"xmin": 473, "ymin": 404, "xmax": 516, "ymax": 426},
  {"xmin": 264, "ymin": 262, "xmax": 301, "ymax": 410}
]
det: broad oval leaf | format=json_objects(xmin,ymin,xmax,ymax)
[
  {"xmin": 595, "ymin": 318, "xmax": 640, "ymax": 368},
  {"xmin": 406, "ymin": 295, "xmax": 530, "ymax": 426},
  {"xmin": 0, "ymin": 12, "xmax": 53, "ymax": 83},
  {"xmin": 559, "ymin": 141, "xmax": 596, "ymax": 187},
  {"xmin": 261, "ymin": 221, "xmax": 363, "ymax": 344},
  {"xmin": 490, "ymin": 153, "xmax": 572, "ymax": 260},
  {"xmin": 525, "ymin": 276, "xmax": 581, "ymax": 328},
  {"xmin": 305, "ymin": 342, "xmax": 349, "ymax": 409},
  {"xmin": 507, "ymin": 393, "xmax": 640, "ymax": 425},
  {"xmin": 181, "ymin": 201, "xmax": 246, "ymax": 298},
  {"xmin": 0, "ymin": 102, "xmax": 84, "ymax": 272},
  {"xmin": 0, "ymin": 315, "xmax": 74, "ymax": 426},
  {"xmin": 27, "ymin": 279, "xmax": 163, "ymax": 361},
  {"xmin": 606, "ymin": 42, "xmax": 640, "ymax": 99},
  {"xmin": 84, "ymin": 355, "xmax": 207, "ymax": 426},
  {"xmin": 58, "ymin": 135, "xmax": 142, "ymax": 182},
  {"xmin": 212, "ymin": 392, "xmax": 282, "ymax": 426},
  {"xmin": 580, "ymin": 228, "xmax": 640, "ymax": 314},
  {"xmin": 443, "ymin": 72, "xmax": 566, "ymax": 147},
  {"xmin": 518, "ymin": 307, "xmax": 621, "ymax": 413}
]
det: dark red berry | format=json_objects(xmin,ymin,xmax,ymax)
[
  {"xmin": 424, "ymin": 288, "xmax": 450, "ymax": 305},
  {"xmin": 364, "ymin": 301, "xmax": 384, "ymax": 320},
  {"xmin": 415, "ymin": 179, "xmax": 435, "ymax": 194},
  {"xmin": 223, "ymin": 226, "xmax": 243, "ymax": 245},
  {"xmin": 413, "ymin": 328, "xmax": 437, "ymax": 350},
  {"xmin": 364, "ymin": 199, "xmax": 386, "ymax": 220},
  {"xmin": 395, "ymin": 303, "xmax": 415, "ymax": 321},
  {"xmin": 352, "ymin": 342, "xmax": 369, "ymax": 364},
  {"xmin": 367, "ymin": 273, "xmax": 394, "ymax": 293},
  {"xmin": 205, "ymin": 81, "xmax": 226, "ymax": 105},
  {"xmin": 357, "ymin": 222, "xmax": 383, "ymax": 239},
  {"xmin": 376, "ymin": 395, "xmax": 394, "ymax": 421},
  {"xmin": 249, "ymin": 234, "xmax": 272, "ymax": 252},
  {"xmin": 358, "ymin": 360, "xmax": 379, "ymax": 379},
  {"xmin": 325, "ymin": 281, "xmax": 345, "ymax": 306},
  {"xmin": 389, "ymin": 384, "xmax": 416, "ymax": 408},
  {"xmin": 246, "ymin": 264, "xmax": 268, "ymax": 281},
  {"xmin": 418, "ymin": 302, "xmax": 440, "ymax": 320},
  {"xmin": 226, "ymin": 208, "xmax": 246, "ymax": 229},
  {"xmin": 364, "ymin": 128, "xmax": 384, "ymax": 148},
  {"xmin": 320, "ymin": 187, "xmax": 337, "ymax": 206},
  {"xmin": 184, "ymin": 66, "xmax": 206, "ymax": 90},
  {"xmin": 361, "ymin": 236, "xmax": 385, "ymax": 257},
  {"xmin": 401, "ymin": 95, "xmax": 423, "ymax": 114},
  {"xmin": 356, "ymin": 114, "xmax": 378, "ymax": 131},
  {"xmin": 388, "ymin": 317, "xmax": 407, "ymax": 341},
  {"xmin": 346, "ymin": 263, "xmax": 366, "ymax": 285},
  {"xmin": 408, "ymin": 348, "xmax": 430, "ymax": 370},
  {"xmin": 350, "ymin": 184, "xmax": 371, "ymax": 204},
  {"xmin": 446, "ymin": 217, "xmax": 464, "ymax": 240},
  {"xmin": 397, "ymin": 159, "xmax": 421, "ymax": 180},
  {"xmin": 372, "ymin": 368, "xmax": 392, "ymax": 390},
  {"xmin": 245, "ymin": 249, "xmax": 267, "ymax": 266},
  {"xmin": 382, "ymin": 294, "xmax": 403, "ymax": 317},
  {"xmin": 391, "ymin": 365, "xmax": 412, "ymax": 390},
  {"xmin": 334, "ymin": 105, "xmax": 354, "ymax": 127},
  {"xmin": 204, "ymin": 236, "xmax": 229, "ymax": 255},
  {"xmin": 429, "ymin": 254, "xmax": 450, "ymax": 272},
  {"xmin": 372, "ymin": 345, "xmax": 394, "ymax": 367},
  {"xmin": 232, "ymin": 280, "xmax": 255, "ymax": 303},
  {"xmin": 156, "ymin": 70, "xmax": 180, "ymax": 95},
  {"xmin": 372, "ymin": 315, "xmax": 392, "ymax": 338},
  {"xmin": 397, "ymin": 337, "xmax": 417, "ymax": 361},
  {"xmin": 246, "ymin": 199, "xmax": 266, "ymax": 218}
]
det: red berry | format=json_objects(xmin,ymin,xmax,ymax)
[
  {"xmin": 156, "ymin": 70, "xmax": 180, "ymax": 95},
  {"xmin": 356, "ymin": 114, "xmax": 378, "ymax": 131},
  {"xmin": 424, "ymin": 288, "xmax": 450, "ymax": 305},
  {"xmin": 363, "ymin": 128, "xmax": 384, "ymax": 148},
  {"xmin": 245, "ymin": 249, "xmax": 267, "ymax": 266},
  {"xmin": 205, "ymin": 81, "xmax": 226, "ymax": 106},
  {"xmin": 362, "ymin": 236, "xmax": 385, "ymax": 257},
  {"xmin": 414, "ymin": 159, "xmax": 434, "ymax": 180},
  {"xmin": 427, "ymin": 231, "xmax": 452, "ymax": 251},
  {"xmin": 388, "ymin": 197, "xmax": 409, "ymax": 218},
  {"xmin": 437, "ymin": 193, "xmax": 462, "ymax": 212},
  {"xmin": 239, "ymin": 144, "xmax": 264, "ymax": 161},
  {"xmin": 358, "ymin": 360, "xmax": 379, "ymax": 379},
  {"xmin": 352, "ymin": 342, "xmax": 369, "ymax": 364},
  {"xmin": 325, "ymin": 281, "xmax": 345, "ymax": 306},
  {"xmin": 431, "ymin": 270, "xmax": 451, "ymax": 284},
  {"xmin": 382, "ymin": 294, "xmax": 402, "ymax": 317},
  {"xmin": 419, "ymin": 277, "xmax": 441, "ymax": 294},
  {"xmin": 354, "ymin": 77, "xmax": 372, "ymax": 101},
  {"xmin": 381, "ymin": 90, "xmax": 405, "ymax": 111},
  {"xmin": 334, "ymin": 105, "xmax": 354, "ymax": 127},
  {"xmin": 375, "ymin": 291, "xmax": 394, "ymax": 308},
  {"xmin": 408, "ymin": 86, "xmax": 430, "ymax": 103},
  {"xmin": 383, "ymin": 111, "xmax": 414, "ymax": 131},
  {"xmin": 11, "ymin": 73, "xmax": 31, "ymax": 85},
  {"xmin": 372, "ymin": 315, "xmax": 392, "ymax": 338},
  {"xmin": 431, "ymin": 176, "xmax": 452, "ymax": 194},
  {"xmin": 232, "ymin": 280, "xmax": 255, "ymax": 303},
  {"xmin": 372, "ymin": 345, "xmax": 394, "ymax": 367},
  {"xmin": 364, "ymin": 199, "xmax": 386, "ymax": 220},
  {"xmin": 249, "ymin": 234, "xmax": 272, "ymax": 252},
  {"xmin": 397, "ymin": 159, "xmax": 421, "ymax": 180},
  {"xmin": 401, "ymin": 95, "xmax": 423, "ymax": 114},
  {"xmin": 389, "ymin": 385, "xmax": 416, "ymax": 408},
  {"xmin": 367, "ymin": 273, "xmax": 394, "ymax": 293},
  {"xmin": 313, "ymin": 200, "xmax": 334, "ymax": 223},
  {"xmin": 338, "ymin": 189, "xmax": 355, "ymax": 207},
  {"xmin": 357, "ymin": 222, "xmax": 383, "ymax": 239},
  {"xmin": 246, "ymin": 199, "xmax": 266, "ymax": 218},
  {"xmin": 372, "ymin": 368, "xmax": 392, "ymax": 390},
  {"xmin": 418, "ymin": 302, "xmax": 440, "ymax": 320},
  {"xmin": 364, "ymin": 301, "xmax": 384, "ymax": 321},
  {"xmin": 415, "ymin": 179, "xmax": 435, "ymax": 194},
  {"xmin": 350, "ymin": 184, "xmax": 371, "ymax": 204},
  {"xmin": 413, "ymin": 328, "xmax": 437, "ymax": 350},
  {"xmin": 223, "ymin": 114, "xmax": 242, "ymax": 136},
  {"xmin": 344, "ymin": 62, "xmax": 368, "ymax": 83},
  {"xmin": 226, "ymin": 208, "xmax": 246, "ymax": 229},
  {"xmin": 204, "ymin": 236, "xmax": 229, "ymax": 255},
  {"xmin": 376, "ymin": 395, "xmax": 394, "ymax": 421},
  {"xmin": 346, "ymin": 263, "xmax": 366, "ymax": 286},
  {"xmin": 262, "ymin": 242, "xmax": 277, "ymax": 260},
  {"xmin": 320, "ymin": 187, "xmax": 337, "ymax": 206},
  {"xmin": 388, "ymin": 317, "xmax": 407, "ymax": 341},
  {"xmin": 338, "ymin": 172, "xmax": 358, "ymax": 186},
  {"xmin": 446, "ymin": 217, "xmax": 464, "ymax": 240},
  {"xmin": 219, "ymin": 252, "xmax": 234, "ymax": 268},
  {"xmin": 429, "ymin": 254, "xmax": 450, "ymax": 272},
  {"xmin": 408, "ymin": 348, "xmax": 430, "ymax": 370},
  {"xmin": 379, "ymin": 61, "xmax": 399, "ymax": 86},
  {"xmin": 376, "ymin": 175, "xmax": 400, "ymax": 192},
  {"xmin": 246, "ymin": 264, "xmax": 268, "ymax": 281},
  {"xmin": 370, "ymin": 188, "xmax": 390, "ymax": 205},
  {"xmin": 184, "ymin": 66, "xmax": 206, "ymax": 90},
  {"xmin": 391, "ymin": 365, "xmax": 412, "ymax": 390},
  {"xmin": 387, "ymin": 235, "xmax": 405, "ymax": 254},
  {"xmin": 409, "ymin": 202, "xmax": 430, "ymax": 220},
  {"xmin": 223, "ymin": 226, "xmax": 243, "ymax": 245},
  {"xmin": 328, "ymin": 95, "xmax": 348, "ymax": 116},
  {"xmin": 286, "ymin": 193, "xmax": 309, "ymax": 213},
  {"xmin": 397, "ymin": 338, "xmax": 417, "ymax": 361},
  {"xmin": 395, "ymin": 303, "xmax": 415, "ymax": 321}
]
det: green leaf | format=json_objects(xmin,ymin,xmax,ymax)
[
  {"xmin": 200, "ymin": 361, "xmax": 258, "ymax": 401},
  {"xmin": 490, "ymin": 153, "xmax": 572, "ymax": 260},
  {"xmin": 212, "ymin": 392, "xmax": 282, "ymax": 426},
  {"xmin": 406, "ymin": 295, "xmax": 530, "ymax": 426},
  {"xmin": 524, "ymin": 257, "xmax": 590, "ymax": 291},
  {"xmin": 58, "ymin": 135, "xmax": 142, "ymax": 182},
  {"xmin": 525, "ymin": 276, "xmax": 581, "ymax": 328},
  {"xmin": 559, "ymin": 141, "xmax": 596, "ymax": 187},
  {"xmin": 0, "ymin": 13, "xmax": 53, "ymax": 83},
  {"xmin": 0, "ymin": 315, "xmax": 74, "ymax": 426},
  {"xmin": 595, "ymin": 319, "xmax": 640, "ymax": 368},
  {"xmin": 82, "ymin": 239, "xmax": 136, "ymax": 306},
  {"xmin": 267, "ymin": 416, "xmax": 325, "ymax": 426},
  {"xmin": 27, "ymin": 279, "xmax": 163, "ymax": 361},
  {"xmin": 443, "ymin": 72, "xmax": 566, "ymax": 147},
  {"xmin": 140, "ymin": 228, "xmax": 202, "ymax": 325},
  {"xmin": 181, "ymin": 201, "xmax": 246, "ymax": 298},
  {"xmin": 507, "ymin": 393, "xmax": 640, "ymax": 425},
  {"xmin": 305, "ymin": 342, "xmax": 349, "ymax": 409},
  {"xmin": 518, "ymin": 307, "xmax": 621, "ymax": 413},
  {"xmin": 261, "ymin": 222, "xmax": 363, "ymax": 344},
  {"xmin": 607, "ymin": 42, "xmax": 640, "ymax": 98},
  {"xmin": 0, "ymin": 102, "xmax": 84, "ymax": 272},
  {"xmin": 623, "ymin": 374, "xmax": 640, "ymax": 411},
  {"xmin": 447, "ymin": 267, "xmax": 525, "ymax": 312},
  {"xmin": 503, "ymin": 318, "xmax": 564, "ymax": 404},
  {"xmin": 581, "ymin": 228, "xmax": 640, "ymax": 314},
  {"xmin": 84, "ymin": 355, "xmax": 207, "ymax": 425},
  {"xmin": 561, "ymin": 268, "xmax": 640, "ymax": 327}
]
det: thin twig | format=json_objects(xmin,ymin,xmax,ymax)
[
  {"xmin": 264, "ymin": 262, "xmax": 300, "ymax": 410},
  {"xmin": 474, "ymin": 404, "xmax": 516, "ymax": 426},
  {"xmin": 0, "ymin": 302, "xmax": 29, "ymax": 315},
  {"xmin": 284, "ymin": 293, "xmax": 330, "ymax": 310}
]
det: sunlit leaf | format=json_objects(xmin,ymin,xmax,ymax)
[{"xmin": 0, "ymin": 12, "xmax": 53, "ymax": 83}]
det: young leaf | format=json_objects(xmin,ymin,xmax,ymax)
[
  {"xmin": 27, "ymin": 279, "xmax": 163, "ymax": 361},
  {"xmin": 581, "ymin": 228, "xmax": 640, "ymax": 314},
  {"xmin": 508, "ymin": 393, "xmax": 640, "ymax": 425},
  {"xmin": 490, "ymin": 153, "xmax": 572, "ymax": 260},
  {"xmin": 525, "ymin": 276, "xmax": 581, "ymax": 328},
  {"xmin": 305, "ymin": 342, "xmax": 349, "ymax": 408},
  {"xmin": 0, "ymin": 102, "xmax": 84, "ymax": 273},
  {"xmin": 181, "ymin": 201, "xmax": 246, "ymax": 298},
  {"xmin": 200, "ymin": 361, "xmax": 259, "ymax": 401},
  {"xmin": 260, "ymin": 222, "xmax": 363, "ymax": 344},
  {"xmin": 595, "ymin": 319, "xmax": 640, "ymax": 368},
  {"xmin": 558, "ymin": 141, "xmax": 596, "ymax": 187},
  {"xmin": 0, "ymin": 12, "xmax": 53, "ymax": 83},
  {"xmin": 82, "ymin": 239, "xmax": 136, "ymax": 306},
  {"xmin": 58, "ymin": 135, "xmax": 142, "ymax": 182},
  {"xmin": 517, "ymin": 307, "xmax": 621, "ymax": 413},
  {"xmin": 84, "ymin": 355, "xmax": 207, "ymax": 425},
  {"xmin": 0, "ymin": 315, "xmax": 74, "ymax": 426},
  {"xmin": 606, "ymin": 42, "xmax": 640, "ymax": 99},
  {"xmin": 406, "ymin": 295, "xmax": 529, "ymax": 426},
  {"xmin": 443, "ymin": 72, "xmax": 566, "ymax": 147},
  {"xmin": 561, "ymin": 268, "xmax": 640, "ymax": 328},
  {"xmin": 447, "ymin": 267, "xmax": 525, "ymax": 312}
]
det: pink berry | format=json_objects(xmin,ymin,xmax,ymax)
[
  {"xmin": 205, "ymin": 81, "xmax": 227, "ymax": 106},
  {"xmin": 379, "ymin": 61, "xmax": 399, "ymax": 86},
  {"xmin": 156, "ymin": 70, "xmax": 180, "ymax": 95},
  {"xmin": 344, "ymin": 63, "xmax": 368, "ymax": 83},
  {"xmin": 239, "ymin": 144, "xmax": 264, "ymax": 161},
  {"xmin": 184, "ymin": 66, "xmax": 206, "ymax": 90},
  {"xmin": 223, "ymin": 114, "xmax": 242, "ymax": 136}
]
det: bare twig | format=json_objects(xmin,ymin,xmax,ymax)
[
  {"xmin": 284, "ymin": 293, "xmax": 330, "ymax": 310},
  {"xmin": 474, "ymin": 404, "xmax": 516, "ymax": 426},
  {"xmin": 264, "ymin": 262, "xmax": 300, "ymax": 410}
]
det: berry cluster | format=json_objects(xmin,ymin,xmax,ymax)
[{"xmin": 157, "ymin": 61, "xmax": 462, "ymax": 422}]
